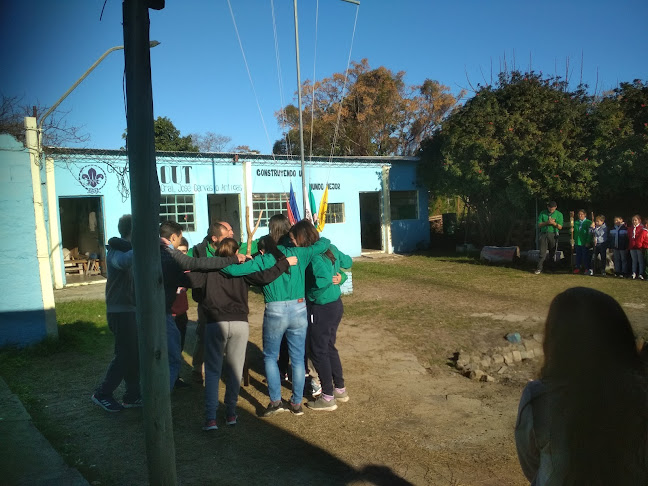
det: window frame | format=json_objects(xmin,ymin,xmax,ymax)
[
  {"xmin": 160, "ymin": 194, "xmax": 196, "ymax": 231},
  {"xmin": 325, "ymin": 202, "xmax": 345, "ymax": 224},
  {"xmin": 390, "ymin": 190, "xmax": 419, "ymax": 221},
  {"xmin": 252, "ymin": 192, "xmax": 289, "ymax": 228}
]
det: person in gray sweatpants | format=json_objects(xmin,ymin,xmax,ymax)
[{"xmin": 189, "ymin": 238, "xmax": 294, "ymax": 430}]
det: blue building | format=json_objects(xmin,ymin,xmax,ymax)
[
  {"xmin": 49, "ymin": 149, "xmax": 430, "ymax": 285},
  {"xmin": 0, "ymin": 134, "xmax": 57, "ymax": 347}
]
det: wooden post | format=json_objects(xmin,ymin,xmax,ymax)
[
  {"xmin": 123, "ymin": 1, "xmax": 177, "ymax": 484},
  {"xmin": 569, "ymin": 210, "xmax": 575, "ymax": 272},
  {"xmin": 245, "ymin": 207, "xmax": 263, "ymax": 258}
]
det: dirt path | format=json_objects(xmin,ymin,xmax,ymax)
[{"xmin": 44, "ymin": 260, "xmax": 648, "ymax": 485}]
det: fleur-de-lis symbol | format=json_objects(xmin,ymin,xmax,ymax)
[{"xmin": 82, "ymin": 168, "xmax": 105, "ymax": 188}]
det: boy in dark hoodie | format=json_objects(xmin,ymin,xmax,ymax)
[
  {"xmin": 92, "ymin": 215, "xmax": 140, "ymax": 412},
  {"xmin": 609, "ymin": 216, "xmax": 629, "ymax": 277}
]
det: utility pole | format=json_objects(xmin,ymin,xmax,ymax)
[
  {"xmin": 122, "ymin": 1, "xmax": 177, "ymax": 485},
  {"xmin": 292, "ymin": 0, "xmax": 309, "ymax": 220}
]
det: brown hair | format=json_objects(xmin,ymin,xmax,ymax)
[
  {"xmin": 268, "ymin": 214, "xmax": 291, "ymax": 243},
  {"xmin": 289, "ymin": 220, "xmax": 334, "ymax": 263},
  {"xmin": 216, "ymin": 238, "xmax": 239, "ymax": 257},
  {"xmin": 540, "ymin": 287, "xmax": 648, "ymax": 484}
]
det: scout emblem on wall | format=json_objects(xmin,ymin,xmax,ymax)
[{"xmin": 78, "ymin": 166, "xmax": 107, "ymax": 194}]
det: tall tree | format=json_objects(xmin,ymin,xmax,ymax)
[
  {"xmin": 122, "ymin": 116, "xmax": 198, "ymax": 151},
  {"xmin": 590, "ymin": 80, "xmax": 648, "ymax": 204},
  {"xmin": 189, "ymin": 131, "xmax": 232, "ymax": 152},
  {"xmin": 0, "ymin": 94, "xmax": 89, "ymax": 148},
  {"xmin": 274, "ymin": 59, "xmax": 462, "ymax": 157},
  {"xmin": 419, "ymin": 71, "xmax": 596, "ymax": 244}
]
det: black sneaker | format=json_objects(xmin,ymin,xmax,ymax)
[
  {"xmin": 262, "ymin": 401, "xmax": 287, "ymax": 417},
  {"xmin": 289, "ymin": 402, "xmax": 304, "ymax": 415},
  {"xmin": 92, "ymin": 393, "xmax": 123, "ymax": 413}
]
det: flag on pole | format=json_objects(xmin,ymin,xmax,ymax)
[
  {"xmin": 287, "ymin": 183, "xmax": 301, "ymax": 225},
  {"xmin": 316, "ymin": 185, "xmax": 328, "ymax": 232},
  {"xmin": 308, "ymin": 185, "xmax": 318, "ymax": 226}
]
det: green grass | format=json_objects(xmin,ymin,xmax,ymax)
[
  {"xmin": 345, "ymin": 255, "xmax": 648, "ymax": 367},
  {"xmin": 0, "ymin": 300, "xmax": 113, "ymax": 484}
]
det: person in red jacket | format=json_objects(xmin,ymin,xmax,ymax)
[{"xmin": 628, "ymin": 214, "xmax": 647, "ymax": 280}]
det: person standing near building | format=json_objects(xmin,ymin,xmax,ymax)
[
  {"xmin": 301, "ymin": 225, "xmax": 353, "ymax": 411},
  {"xmin": 221, "ymin": 219, "xmax": 331, "ymax": 416},
  {"xmin": 91, "ymin": 215, "xmax": 140, "ymax": 412},
  {"xmin": 535, "ymin": 201, "xmax": 563, "ymax": 275},
  {"xmin": 195, "ymin": 238, "xmax": 296, "ymax": 431},
  {"xmin": 188, "ymin": 221, "xmax": 234, "ymax": 384}
]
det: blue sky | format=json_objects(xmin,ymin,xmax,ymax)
[{"xmin": 2, "ymin": 0, "xmax": 647, "ymax": 153}]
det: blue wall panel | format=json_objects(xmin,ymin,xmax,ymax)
[{"xmin": 0, "ymin": 135, "xmax": 47, "ymax": 347}]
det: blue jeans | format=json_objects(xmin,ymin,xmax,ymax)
[
  {"xmin": 613, "ymin": 249, "xmax": 628, "ymax": 275},
  {"xmin": 166, "ymin": 313, "xmax": 182, "ymax": 390},
  {"xmin": 263, "ymin": 299, "xmax": 308, "ymax": 405},
  {"xmin": 630, "ymin": 249, "xmax": 645, "ymax": 277},
  {"xmin": 574, "ymin": 245, "xmax": 591, "ymax": 270}
]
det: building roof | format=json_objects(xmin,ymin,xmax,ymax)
[{"xmin": 46, "ymin": 146, "xmax": 420, "ymax": 168}]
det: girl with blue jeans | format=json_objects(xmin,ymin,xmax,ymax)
[{"xmin": 221, "ymin": 217, "xmax": 330, "ymax": 415}]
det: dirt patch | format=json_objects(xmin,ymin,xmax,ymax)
[{"xmin": 20, "ymin": 257, "xmax": 648, "ymax": 485}]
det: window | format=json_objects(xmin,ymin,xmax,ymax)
[
  {"xmin": 253, "ymin": 192, "xmax": 289, "ymax": 227},
  {"xmin": 160, "ymin": 194, "xmax": 196, "ymax": 231},
  {"xmin": 325, "ymin": 203, "xmax": 345, "ymax": 224},
  {"xmin": 390, "ymin": 191, "xmax": 418, "ymax": 220}
]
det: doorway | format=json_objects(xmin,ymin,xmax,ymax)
[
  {"xmin": 359, "ymin": 192, "xmax": 382, "ymax": 251},
  {"xmin": 208, "ymin": 194, "xmax": 242, "ymax": 241},
  {"xmin": 59, "ymin": 196, "xmax": 105, "ymax": 269}
]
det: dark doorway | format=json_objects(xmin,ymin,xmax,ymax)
[
  {"xmin": 59, "ymin": 196, "xmax": 105, "ymax": 269},
  {"xmin": 359, "ymin": 192, "xmax": 382, "ymax": 251},
  {"xmin": 208, "ymin": 194, "xmax": 242, "ymax": 241}
]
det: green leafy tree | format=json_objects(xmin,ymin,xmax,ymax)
[
  {"xmin": 122, "ymin": 116, "xmax": 198, "ymax": 152},
  {"xmin": 590, "ymin": 80, "xmax": 648, "ymax": 204},
  {"xmin": 275, "ymin": 59, "xmax": 462, "ymax": 156},
  {"xmin": 420, "ymin": 71, "xmax": 596, "ymax": 244}
]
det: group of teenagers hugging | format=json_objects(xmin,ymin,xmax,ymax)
[{"xmin": 91, "ymin": 213, "xmax": 352, "ymax": 433}]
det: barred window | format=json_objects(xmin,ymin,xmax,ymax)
[
  {"xmin": 160, "ymin": 194, "xmax": 196, "ymax": 231},
  {"xmin": 253, "ymin": 192, "xmax": 289, "ymax": 227},
  {"xmin": 390, "ymin": 191, "xmax": 418, "ymax": 220},
  {"xmin": 325, "ymin": 203, "xmax": 345, "ymax": 224}
]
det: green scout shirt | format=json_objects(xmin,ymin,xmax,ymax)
[
  {"xmin": 538, "ymin": 209, "xmax": 564, "ymax": 234},
  {"xmin": 187, "ymin": 243, "xmax": 216, "ymax": 258},
  {"xmin": 306, "ymin": 244, "xmax": 353, "ymax": 305},
  {"xmin": 221, "ymin": 237, "xmax": 331, "ymax": 303},
  {"xmin": 573, "ymin": 218, "xmax": 593, "ymax": 246}
]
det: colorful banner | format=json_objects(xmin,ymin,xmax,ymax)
[
  {"xmin": 316, "ymin": 186, "xmax": 328, "ymax": 232},
  {"xmin": 308, "ymin": 186, "xmax": 318, "ymax": 226},
  {"xmin": 287, "ymin": 182, "xmax": 301, "ymax": 225}
]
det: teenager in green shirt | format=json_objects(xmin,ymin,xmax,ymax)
[
  {"xmin": 573, "ymin": 209, "xmax": 593, "ymax": 275},
  {"xmin": 536, "ymin": 201, "xmax": 564, "ymax": 275}
]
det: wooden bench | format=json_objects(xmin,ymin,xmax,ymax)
[{"xmin": 64, "ymin": 259, "xmax": 87, "ymax": 275}]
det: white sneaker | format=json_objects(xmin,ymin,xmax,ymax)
[
  {"xmin": 632, "ymin": 273, "xmax": 637, "ymax": 279},
  {"xmin": 587, "ymin": 269, "xmax": 594, "ymax": 276}
]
